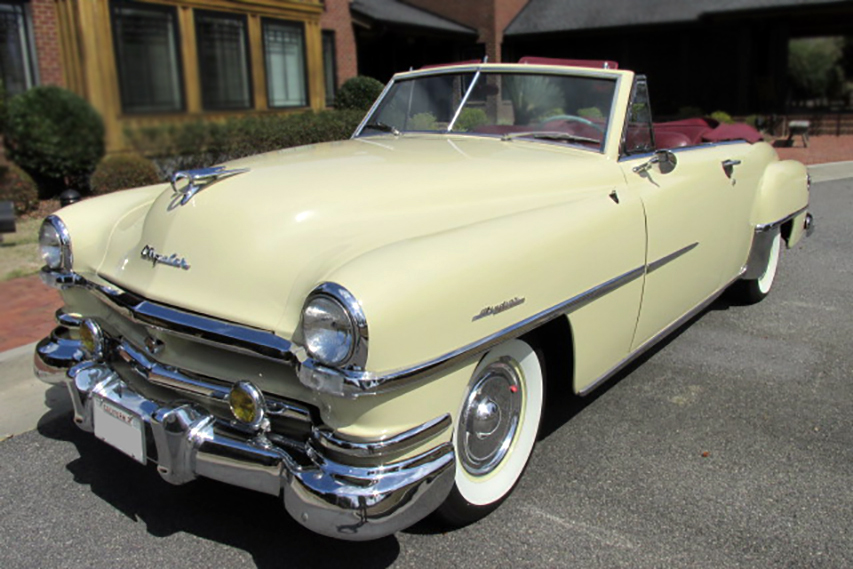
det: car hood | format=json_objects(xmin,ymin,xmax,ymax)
[{"xmin": 97, "ymin": 135, "xmax": 618, "ymax": 334}]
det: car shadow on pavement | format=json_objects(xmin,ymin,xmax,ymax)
[
  {"xmin": 536, "ymin": 293, "xmax": 739, "ymax": 442},
  {"xmin": 36, "ymin": 417, "xmax": 401, "ymax": 568}
]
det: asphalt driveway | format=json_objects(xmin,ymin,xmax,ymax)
[{"xmin": 0, "ymin": 174, "xmax": 850, "ymax": 568}]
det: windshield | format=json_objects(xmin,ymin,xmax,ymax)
[{"xmin": 359, "ymin": 71, "xmax": 617, "ymax": 152}]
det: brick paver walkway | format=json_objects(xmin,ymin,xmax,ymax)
[
  {"xmin": 0, "ymin": 274, "xmax": 61, "ymax": 352},
  {"xmin": 1, "ymin": 135, "xmax": 851, "ymax": 355}
]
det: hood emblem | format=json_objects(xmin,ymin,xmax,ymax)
[
  {"xmin": 141, "ymin": 245, "xmax": 190, "ymax": 270},
  {"xmin": 170, "ymin": 166, "xmax": 249, "ymax": 206}
]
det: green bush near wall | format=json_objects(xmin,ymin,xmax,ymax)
[{"xmin": 125, "ymin": 109, "xmax": 366, "ymax": 175}]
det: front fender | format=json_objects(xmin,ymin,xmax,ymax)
[{"xmin": 324, "ymin": 187, "xmax": 645, "ymax": 383}]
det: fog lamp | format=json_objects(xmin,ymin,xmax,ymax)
[
  {"xmin": 79, "ymin": 319, "xmax": 105, "ymax": 361},
  {"xmin": 229, "ymin": 381, "xmax": 266, "ymax": 430}
]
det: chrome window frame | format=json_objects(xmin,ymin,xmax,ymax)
[{"xmin": 353, "ymin": 65, "xmax": 621, "ymax": 154}]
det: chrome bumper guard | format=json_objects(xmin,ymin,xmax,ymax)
[{"xmin": 34, "ymin": 329, "xmax": 455, "ymax": 541}]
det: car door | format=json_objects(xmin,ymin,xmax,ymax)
[{"xmin": 618, "ymin": 78, "xmax": 741, "ymax": 351}]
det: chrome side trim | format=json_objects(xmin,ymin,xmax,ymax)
[
  {"xmin": 756, "ymin": 206, "xmax": 808, "ymax": 233},
  {"xmin": 648, "ymin": 242, "xmax": 698, "ymax": 273},
  {"xmin": 578, "ymin": 271, "xmax": 744, "ymax": 396},
  {"xmin": 315, "ymin": 413, "xmax": 451, "ymax": 460},
  {"xmin": 744, "ymin": 207, "xmax": 808, "ymax": 279},
  {"xmin": 299, "ymin": 265, "xmax": 647, "ymax": 396}
]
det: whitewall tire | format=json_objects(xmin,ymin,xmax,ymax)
[{"xmin": 435, "ymin": 338, "xmax": 544, "ymax": 526}]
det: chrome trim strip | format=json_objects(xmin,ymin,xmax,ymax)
[
  {"xmin": 756, "ymin": 206, "xmax": 808, "ymax": 233},
  {"xmin": 118, "ymin": 341, "xmax": 230, "ymax": 402},
  {"xmin": 300, "ymin": 264, "xmax": 647, "ymax": 396},
  {"xmin": 315, "ymin": 413, "xmax": 451, "ymax": 459},
  {"xmin": 618, "ymin": 140, "xmax": 748, "ymax": 163},
  {"xmin": 578, "ymin": 271, "xmax": 745, "ymax": 396},
  {"xmin": 88, "ymin": 284, "xmax": 296, "ymax": 363},
  {"xmin": 647, "ymin": 242, "xmax": 698, "ymax": 273}
]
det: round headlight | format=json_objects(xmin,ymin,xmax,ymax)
[
  {"xmin": 302, "ymin": 296, "xmax": 355, "ymax": 367},
  {"xmin": 39, "ymin": 216, "xmax": 72, "ymax": 270}
]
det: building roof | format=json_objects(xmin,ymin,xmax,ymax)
[
  {"xmin": 351, "ymin": 0, "xmax": 477, "ymax": 35},
  {"xmin": 505, "ymin": 0, "xmax": 850, "ymax": 36}
]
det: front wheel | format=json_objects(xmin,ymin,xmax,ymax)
[
  {"xmin": 734, "ymin": 232, "xmax": 782, "ymax": 304},
  {"xmin": 434, "ymin": 339, "xmax": 544, "ymax": 527}
]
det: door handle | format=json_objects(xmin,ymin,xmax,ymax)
[{"xmin": 722, "ymin": 159, "xmax": 741, "ymax": 179}]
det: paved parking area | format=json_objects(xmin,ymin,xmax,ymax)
[{"xmin": 0, "ymin": 175, "xmax": 850, "ymax": 568}]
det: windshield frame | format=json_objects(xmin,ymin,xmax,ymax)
[{"xmin": 353, "ymin": 65, "xmax": 625, "ymax": 155}]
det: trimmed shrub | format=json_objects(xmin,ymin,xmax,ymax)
[
  {"xmin": 454, "ymin": 108, "xmax": 488, "ymax": 132},
  {"xmin": 90, "ymin": 153, "xmax": 162, "ymax": 196},
  {"xmin": 708, "ymin": 110, "xmax": 735, "ymax": 124},
  {"xmin": 0, "ymin": 164, "xmax": 39, "ymax": 215},
  {"xmin": 4, "ymin": 86, "xmax": 105, "ymax": 198},
  {"xmin": 126, "ymin": 110, "xmax": 365, "ymax": 174},
  {"xmin": 334, "ymin": 76, "xmax": 384, "ymax": 111}
]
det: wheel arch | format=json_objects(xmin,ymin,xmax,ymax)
[{"xmin": 520, "ymin": 315, "xmax": 574, "ymax": 395}]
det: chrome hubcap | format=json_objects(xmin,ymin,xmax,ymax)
[{"xmin": 459, "ymin": 360, "xmax": 522, "ymax": 476}]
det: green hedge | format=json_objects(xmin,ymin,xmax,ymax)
[{"xmin": 125, "ymin": 110, "xmax": 365, "ymax": 174}]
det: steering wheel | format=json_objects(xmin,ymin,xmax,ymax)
[{"xmin": 537, "ymin": 114, "xmax": 605, "ymax": 133}]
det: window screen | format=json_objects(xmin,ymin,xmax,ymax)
[
  {"xmin": 263, "ymin": 19, "xmax": 307, "ymax": 108},
  {"xmin": 196, "ymin": 10, "xmax": 252, "ymax": 110}
]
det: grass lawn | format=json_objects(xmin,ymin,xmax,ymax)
[{"xmin": 0, "ymin": 217, "xmax": 43, "ymax": 281}]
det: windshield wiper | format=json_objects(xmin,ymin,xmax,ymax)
[
  {"xmin": 501, "ymin": 131, "xmax": 601, "ymax": 145},
  {"xmin": 363, "ymin": 121, "xmax": 401, "ymax": 136}
]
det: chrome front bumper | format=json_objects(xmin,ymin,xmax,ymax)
[{"xmin": 34, "ymin": 329, "xmax": 455, "ymax": 541}]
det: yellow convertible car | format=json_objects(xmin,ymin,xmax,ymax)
[{"xmin": 34, "ymin": 58, "xmax": 812, "ymax": 540}]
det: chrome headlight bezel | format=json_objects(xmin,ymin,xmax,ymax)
[
  {"xmin": 301, "ymin": 283, "xmax": 368, "ymax": 369},
  {"xmin": 39, "ymin": 215, "xmax": 73, "ymax": 271}
]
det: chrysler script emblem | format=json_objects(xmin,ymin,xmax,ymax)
[
  {"xmin": 472, "ymin": 297, "xmax": 526, "ymax": 321},
  {"xmin": 141, "ymin": 245, "xmax": 190, "ymax": 270},
  {"xmin": 170, "ymin": 166, "xmax": 249, "ymax": 206}
]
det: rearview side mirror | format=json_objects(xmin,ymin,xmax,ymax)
[{"xmin": 632, "ymin": 149, "xmax": 678, "ymax": 175}]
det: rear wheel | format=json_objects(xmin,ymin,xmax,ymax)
[{"xmin": 435, "ymin": 339, "xmax": 544, "ymax": 527}]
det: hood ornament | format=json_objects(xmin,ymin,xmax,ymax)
[{"xmin": 170, "ymin": 166, "xmax": 249, "ymax": 206}]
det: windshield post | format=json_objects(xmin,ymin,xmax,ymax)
[{"xmin": 446, "ymin": 69, "xmax": 482, "ymax": 133}]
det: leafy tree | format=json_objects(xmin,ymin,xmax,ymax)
[{"xmin": 788, "ymin": 37, "xmax": 845, "ymax": 102}]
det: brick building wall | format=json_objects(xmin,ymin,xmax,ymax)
[
  {"xmin": 30, "ymin": 0, "xmax": 64, "ymax": 86},
  {"xmin": 404, "ymin": 0, "xmax": 529, "ymax": 62},
  {"xmin": 320, "ymin": 0, "xmax": 357, "ymax": 87}
]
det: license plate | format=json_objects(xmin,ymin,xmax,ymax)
[{"xmin": 93, "ymin": 396, "xmax": 146, "ymax": 464}]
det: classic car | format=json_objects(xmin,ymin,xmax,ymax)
[{"xmin": 34, "ymin": 57, "xmax": 813, "ymax": 541}]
